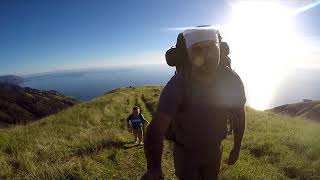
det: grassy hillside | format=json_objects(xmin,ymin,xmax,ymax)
[
  {"xmin": 270, "ymin": 100, "xmax": 320, "ymax": 122},
  {"xmin": 0, "ymin": 86, "xmax": 319, "ymax": 179}
]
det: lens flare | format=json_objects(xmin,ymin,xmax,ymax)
[{"xmin": 163, "ymin": 1, "xmax": 319, "ymax": 110}]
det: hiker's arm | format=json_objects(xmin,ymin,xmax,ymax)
[
  {"xmin": 231, "ymin": 74, "xmax": 246, "ymax": 151},
  {"xmin": 227, "ymin": 106, "xmax": 245, "ymax": 165},
  {"xmin": 144, "ymin": 112, "xmax": 172, "ymax": 173},
  {"xmin": 143, "ymin": 75, "xmax": 182, "ymax": 178},
  {"xmin": 142, "ymin": 114, "xmax": 149, "ymax": 125},
  {"xmin": 143, "ymin": 119, "xmax": 149, "ymax": 132},
  {"xmin": 126, "ymin": 117, "xmax": 130, "ymax": 127},
  {"xmin": 232, "ymin": 106, "xmax": 246, "ymax": 151},
  {"xmin": 142, "ymin": 117, "xmax": 149, "ymax": 133},
  {"xmin": 126, "ymin": 116, "xmax": 132, "ymax": 132}
]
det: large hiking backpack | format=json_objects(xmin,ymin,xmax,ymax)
[{"xmin": 164, "ymin": 31, "xmax": 233, "ymax": 142}]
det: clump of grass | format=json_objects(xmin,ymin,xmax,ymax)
[{"xmin": 0, "ymin": 86, "xmax": 319, "ymax": 179}]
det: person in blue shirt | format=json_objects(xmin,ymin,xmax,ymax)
[{"xmin": 127, "ymin": 106, "xmax": 149, "ymax": 145}]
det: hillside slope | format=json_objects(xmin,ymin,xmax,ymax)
[
  {"xmin": 0, "ymin": 75, "xmax": 23, "ymax": 85},
  {"xmin": 270, "ymin": 100, "xmax": 320, "ymax": 122},
  {"xmin": 0, "ymin": 83, "xmax": 78, "ymax": 125},
  {"xmin": 0, "ymin": 86, "xmax": 319, "ymax": 179}
]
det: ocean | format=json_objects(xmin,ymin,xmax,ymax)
[
  {"xmin": 21, "ymin": 64, "xmax": 175, "ymax": 101},
  {"xmin": 21, "ymin": 64, "xmax": 320, "ymax": 109}
]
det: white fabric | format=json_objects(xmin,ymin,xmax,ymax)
[{"xmin": 183, "ymin": 28, "xmax": 219, "ymax": 49}]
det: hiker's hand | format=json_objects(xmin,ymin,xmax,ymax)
[
  {"xmin": 141, "ymin": 169, "xmax": 164, "ymax": 180},
  {"xmin": 127, "ymin": 126, "xmax": 132, "ymax": 133},
  {"xmin": 227, "ymin": 147, "xmax": 240, "ymax": 165}
]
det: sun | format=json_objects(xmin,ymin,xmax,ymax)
[{"xmin": 220, "ymin": 1, "xmax": 300, "ymax": 110}]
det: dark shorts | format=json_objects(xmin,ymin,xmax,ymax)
[
  {"xmin": 132, "ymin": 127, "xmax": 142, "ymax": 133},
  {"xmin": 173, "ymin": 142, "xmax": 223, "ymax": 180},
  {"xmin": 132, "ymin": 126, "xmax": 142, "ymax": 130}
]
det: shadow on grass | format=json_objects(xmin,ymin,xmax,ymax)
[
  {"xmin": 282, "ymin": 166, "xmax": 299, "ymax": 179},
  {"xmin": 73, "ymin": 140, "xmax": 142, "ymax": 157}
]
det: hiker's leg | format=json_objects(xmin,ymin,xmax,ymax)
[
  {"xmin": 140, "ymin": 127, "xmax": 144, "ymax": 142},
  {"xmin": 137, "ymin": 128, "xmax": 143, "ymax": 143},
  {"xmin": 133, "ymin": 129, "xmax": 138, "ymax": 143},
  {"xmin": 201, "ymin": 143, "xmax": 223, "ymax": 180},
  {"xmin": 173, "ymin": 144, "xmax": 199, "ymax": 180}
]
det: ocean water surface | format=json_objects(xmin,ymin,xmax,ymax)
[
  {"xmin": 22, "ymin": 64, "xmax": 175, "ymax": 101},
  {"xmin": 21, "ymin": 64, "xmax": 320, "ymax": 109}
]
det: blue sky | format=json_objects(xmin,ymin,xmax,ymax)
[{"xmin": 0, "ymin": 0, "xmax": 319, "ymax": 75}]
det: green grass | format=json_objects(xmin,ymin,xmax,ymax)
[{"xmin": 0, "ymin": 86, "xmax": 319, "ymax": 179}]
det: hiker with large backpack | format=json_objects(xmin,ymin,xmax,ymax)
[
  {"xmin": 127, "ymin": 106, "xmax": 149, "ymax": 145},
  {"xmin": 142, "ymin": 27, "xmax": 246, "ymax": 180}
]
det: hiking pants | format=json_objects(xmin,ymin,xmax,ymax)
[{"xmin": 173, "ymin": 142, "xmax": 223, "ymax": 180}]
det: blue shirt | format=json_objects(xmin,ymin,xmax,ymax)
[{"xmin": 127, "ymin": 114, "xmax": 146, "ymax": 129}]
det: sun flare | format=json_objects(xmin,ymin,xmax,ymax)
[{"xmin": 221, "ymin": 1, "xmax": 303, "ymax": 110}]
